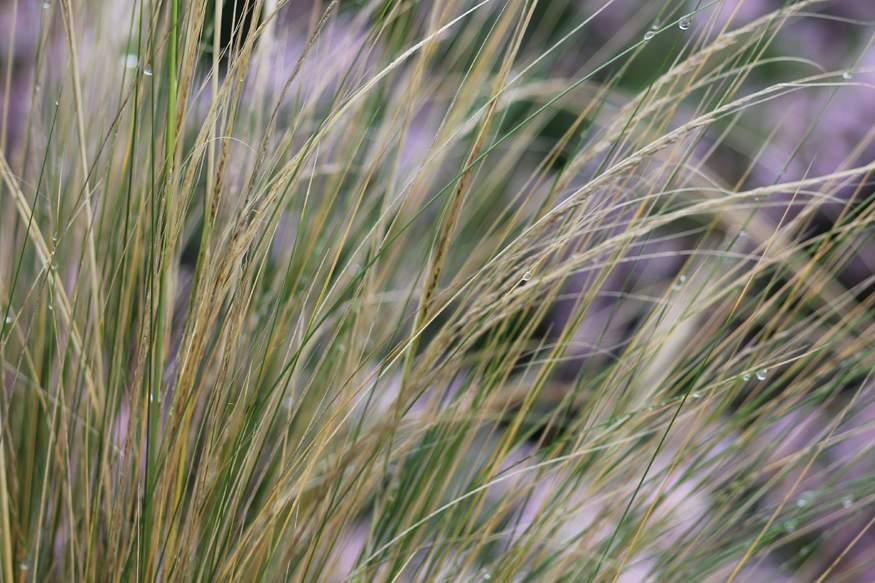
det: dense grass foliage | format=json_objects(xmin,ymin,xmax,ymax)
[{"xmin": 1, "ymin": 0, "xmax": 874, "ymax": 580}]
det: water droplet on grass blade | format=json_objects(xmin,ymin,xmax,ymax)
[
  {"xmin": 644, "ymin": 30, "xmax": 656, "ymax": 41},
  {"xmin": 144, "ymin": 67, "xmax": 153, "ymax": 77},
  {"xmin": 756, "ymin": 369, "xmax": 768, "ymax": 381},
  {"xmin": 842, "ymin": 71, "xmax": 853, "ymax": 80},
  {"xmin": 796, "ymin": 491, "xmax": 815, "ymax": 508},
  {"xmin": 743, "ymin": 374, "xmax": 751, "ymax": 382},
  {"xmin": 521, "ymin": 271, "xmax": 532, "ymax": 283},
  {"xmin": 679, "ymin": 15, "xmax": 692, "ymax": 30},
  {"xmin": 123, "ymin": 54, "xmax": 139, "ymax": 69},
  {"xmin": 842, "ymin": 496, "xmax": 854, "ymax": 509}
]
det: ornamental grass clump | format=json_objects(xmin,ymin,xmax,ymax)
[{"xmin": 1, "ymin": 0, "xmax": 874, "ymax": 580}]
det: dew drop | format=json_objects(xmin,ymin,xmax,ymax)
[
  {"xmin": 743, "ymin": 374, "xmax": 751, "ymax": 382},
  {"xmin": 644, "ymin": 30, "xmax": 656, "ymax": 41},
  {"xmin": 42, "ymin": 0, "xmax": 50, "ymax": 8},
  {"xmin": 679, "ymin": 15, "xmax": 692, "ymax": 30},
  {"xmin": 842, "ymin": 496, "xmax": 854, "ymax": 509},
  {"xmin": 143, "ymin": 67, "xmax": 153, "ymax": 77},
  {"xmin": 4, "ymin": 316, "xmax": 12, "ymax": 325},
  {"xmin": 842, "ymin": 71, "xmax": 853, "ymax": 81},
  {"xmin": 123, "ymin": 54, "xmax": 139, "ymax": 69},
  {"xmin": 691, "ymin": 391, "xmax": 701, "ymax": 400},
  {"xmin": 521, "ymin": 271, "xmax": 532, "ymax": 283},
  {"xmin": 756, "ymin": 369, "xmax": 768, "ymax": 381},
  {"xmin": 782, "ymin": 518, "xmax": 797, "ymax": 532},
  {"xmin": 796, "ymin": 491, "xmax": 814, "ymax": 508}
]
